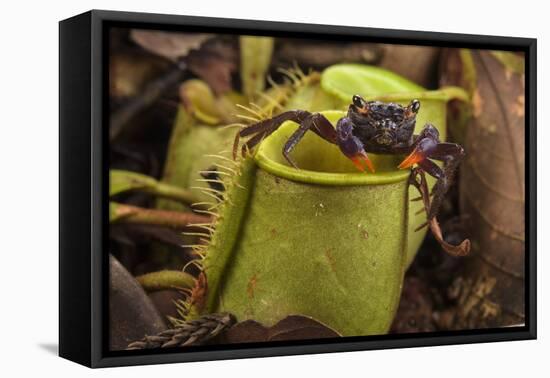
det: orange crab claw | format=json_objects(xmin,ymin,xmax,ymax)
[
  {"xmin": 398, "ymin": 148, "xmax": 425, "ymax": 169},
  {"xmin": 350, "ymin": 152, "xmax": 375, "ymax": 173}
]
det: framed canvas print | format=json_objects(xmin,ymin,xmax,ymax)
[{"xmin": 59, "ymin": 10, "xmax": 536, "ymax": 368}]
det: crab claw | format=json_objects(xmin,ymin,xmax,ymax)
[
  {"xmin": 399, "ymin": 130, "xmax": 439, "ymax": 170},
  {"xmin": 398, "ymin": 148, "xmax": 425, "ymax": 169},
  {"xmin": 350, "ymin": 151, "xmax": 375, "ymax": 173}
]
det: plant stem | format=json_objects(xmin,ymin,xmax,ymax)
[
  {"xmin": 110, "ymin": 202, "xmax": 211, "ymax": 229},
  {"xmin": 136, "ymin": 270, "xmax": 195, "ymax": 292}
]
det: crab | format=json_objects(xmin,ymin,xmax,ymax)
[{"xmin": 233, "ymin": 95, "xmax": 470, "ymax": 255}]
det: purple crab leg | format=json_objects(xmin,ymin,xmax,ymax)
[
  {"xmin": 234, "ymin": 110, "xmax": 340, "ymax": 170},
  {"xmin": 282, "ymin": 113, "xmax": 338, "ymax": 168},
  {"xmin": 233, "ymin": 110, "xmax": 310, "ymax": 159},
  {"xmin": 398, "ymin": 124, "xmax": 464, "ymax": 219}
]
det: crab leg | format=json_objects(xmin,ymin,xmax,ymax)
[
  {"xmin": 233, "ymin": 110, "xmax": 311, "ymax": 159},
  {"xmin": 398, "ymin": 124, "xmax": 464, "ymax": 220},
  {"xmin": 409, "ymin": 168, "xmax": 470, "ymax": 257},
  {"xmin": 282, "ymin": 113, "xmax": 339, "ymax": 168},
  {"xmin": 235, "ymin": 110, "xmax": 342, "ymax": 169}
]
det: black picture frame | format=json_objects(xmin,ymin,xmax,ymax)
[{"xmin": 59, "ymin": 9, "xmax": 537, "ymax": 368}]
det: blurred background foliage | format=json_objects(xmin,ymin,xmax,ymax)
[{"xmin": 107, "ymin": 28, "xmax": 525, "ymax": 349}]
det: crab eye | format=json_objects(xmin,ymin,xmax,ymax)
[
  {"xmin": 410, "ymin": 99, "xmax": 420, "ymax": 113},
  {"xmin": 352, "ymin": 95, "xmax": 365, "ymax": 108}
]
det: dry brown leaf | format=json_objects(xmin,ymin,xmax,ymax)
[
  {"xmin": 216, "ymin": 315, "xmax": 341, "ymax": 344},
  {"xmin": 440, "ymin": 50, "xmax": 525, "ymax": 329},
  {"xmin": 130, "ymin": 30, "xmax": 214, "ymax": 61}
]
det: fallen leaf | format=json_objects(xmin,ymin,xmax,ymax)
[
  {"xmin": 215, "ymin": 314, "xmax": 341, "ymax": 344},
  {"xmin": 440, "ymin": 50, "xmax": 525, "ymax": 328},
  {"xmin": 130, "ymin": 30, "xmax": 214, "ymax": 62},
  {"xmin": 218, "ymin": 320, "xmax": 268, "ymax": 343},
  {"xmin": 472, "ymin": 89, "xmax": 483, "ymax": 118},
  {"xmin": 268, "ymin": 315, "xmax": 341, "ymax": 341}
]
